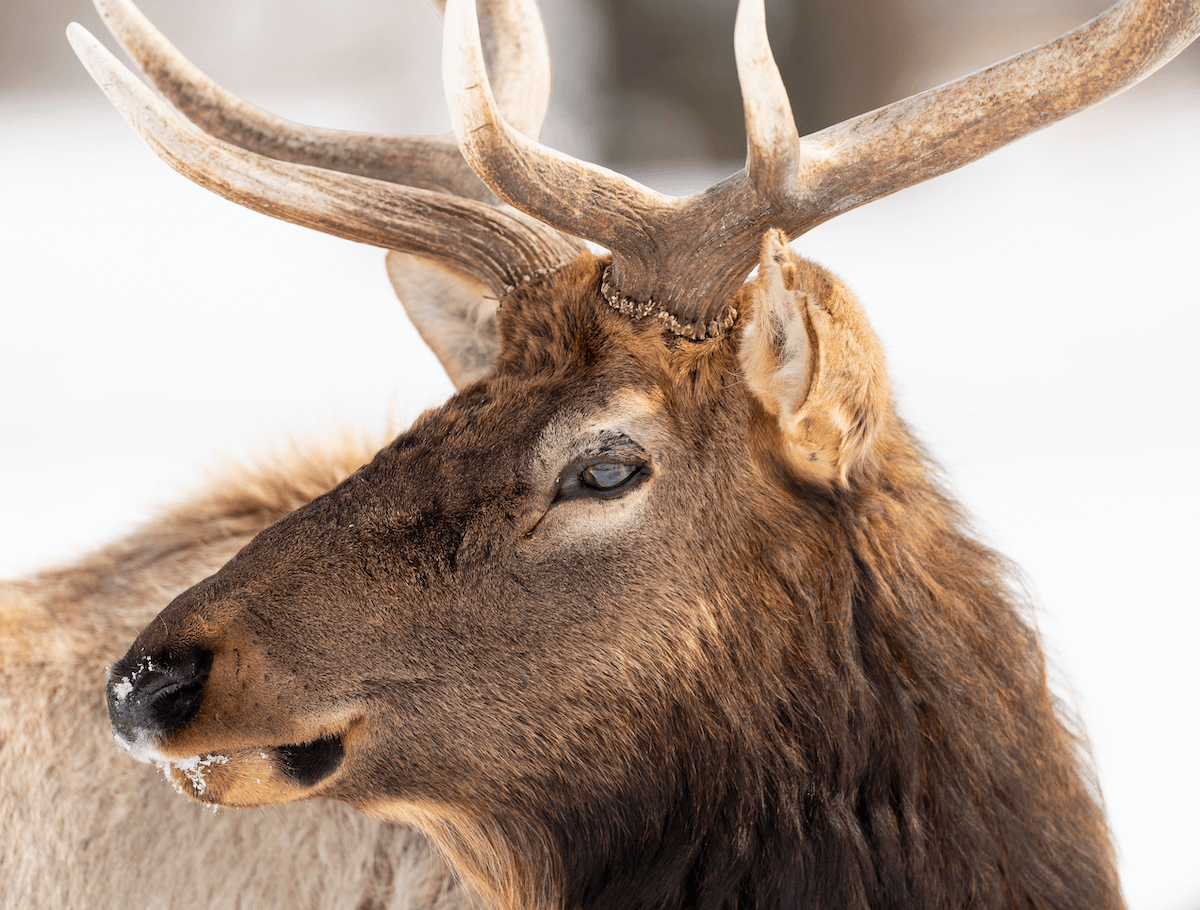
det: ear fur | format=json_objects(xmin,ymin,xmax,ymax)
[
  {"xmin": 738, "ymin": 230, "xmax": 890, "ymax": 486},
  {"xmin": 385, "ymin": 251, "xmax": 499, "ymax": 389}
]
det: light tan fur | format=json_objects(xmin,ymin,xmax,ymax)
[{"xmin": 389, "ymin": 802, "xmax": 563, "ymax": 910}]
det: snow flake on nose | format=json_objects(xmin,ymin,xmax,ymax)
[
  {"xmin": 111, "ymin": 678, "xmax": 134, "ymax": 702},
  {"xmin": 110, "ymin": 655, "xmax": 156, "ymax": 704}
]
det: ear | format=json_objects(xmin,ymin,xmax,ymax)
[
  {"xmin": 738, "ymin": 230, "xmax": 891, "ymax": 486},
  {"xmin": 385, "ymin": 251, "xmax": 499, "ymax": 389}
]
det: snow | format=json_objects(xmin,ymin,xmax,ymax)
[
  {"xmin": 2, "ymin": 70, "xmax": 1198, "ymax": 910},
  {"xmin": 110, "ymin": 656, "xmax": 156, "ymax": 704},
  {"xmin": 110, "ymin": 678, "xmax": 133, "ymax": 703},
  {"xmin": 163, "ymin": 754, "xmax": 230, "ymax": 796}
]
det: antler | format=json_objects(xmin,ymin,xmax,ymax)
[
  {"xmin": 71, "ymin": 0, "xmax": 1199, "ymax": 338},
  {"xmin": 446, "ymin": 0, "xmax": 1200, "ymax": 338},
  {"xmin": 88, "ymin": 0, "xmax": 553, "ymax": 200},
  {"xmin": 68, "ymin": 0, "xmax": 581, "ymax": 297}
]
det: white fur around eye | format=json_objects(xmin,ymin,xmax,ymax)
[{"xmin": 524, "ymin": 394, "xmax": 667, "ymax": 542}]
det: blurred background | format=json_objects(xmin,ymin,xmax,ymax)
[{"xmin": 2, "ymin": 0, "xmax": 1198, "ymax": 907}]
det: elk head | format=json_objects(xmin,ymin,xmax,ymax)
[{"xmin": 72, "ymin": 0, "xmax": 1197, "ymax": 907}]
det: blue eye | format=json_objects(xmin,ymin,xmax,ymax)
[{"xmin": 581, "ymin": 461, "xmax": 637, "ymax": 490}]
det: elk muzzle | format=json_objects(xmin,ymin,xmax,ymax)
[{"xmin": 105, "ymin": 622, "xmax": 356, "ymax": 805}]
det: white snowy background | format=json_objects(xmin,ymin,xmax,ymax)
[{"xmin": 1, "ymin": 1, "xmax": 1197, "ymax": 908}]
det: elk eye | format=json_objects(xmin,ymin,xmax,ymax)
[
  {"xmin": 550, "ymin": 434, "xmax": 651, "ymax": 506},
  {"xmin": 554, "ymin": 454, "xmax": 649, "ymax": 504},
  {"xmin": 582, "ymin": 461, "xmax": 638, "ymax": 490}
]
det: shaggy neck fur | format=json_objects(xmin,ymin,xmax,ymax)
[
  {"xmin": 520, "ymin": 432, "xmax": 1121, "ymax": 910},
  {"xmin": 463, "ymin": 263, "xmax": 1122, "ymax": 909}
]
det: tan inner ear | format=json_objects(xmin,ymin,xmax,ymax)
[
  {"xmin": 738, "ymin": 234, "xmax": 818, "ymax": 424},
  {"xmin": 386, "ymin": 251, "xmax": 499, "ymax": 389},
  {"xmin": 739, "ymin": 230, "xmax": 890, "ymax": 486}
]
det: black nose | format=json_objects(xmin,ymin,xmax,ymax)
[{"xmin": 107, "ymin": 646, "xmax": 213, "ymax": 742}]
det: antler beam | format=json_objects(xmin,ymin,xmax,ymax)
[
  {"xmin": 91, "ymin": 0, "xmax": 553, "ymax": 199},
  {"xmin": 788, "ymin": 0, "xmax": 1200, "ymax": 221},
  {"xmin": 65, "ymin": 25, "xmax": 577, "ymax": 296}
]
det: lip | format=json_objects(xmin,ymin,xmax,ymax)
[{"xmin": 140, "ymin": 731, "xmax": 352, "ymax": 807}]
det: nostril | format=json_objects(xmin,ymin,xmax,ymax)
[{"xmin": 108, "ymin": 646, "xmax": 214, "ymax": 739}]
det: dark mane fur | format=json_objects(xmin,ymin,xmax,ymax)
[{"xmin": 540, "ymin": 437, "xmax": 1119, "ymax": 909}]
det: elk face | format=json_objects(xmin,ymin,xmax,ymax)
[
  {"xmin": 104, "ymin": 242, "xmax": 886, "ymax": 817},
  {"xmin": 105, "ymin": 258, "xmax": 711, "ymax": 809}
]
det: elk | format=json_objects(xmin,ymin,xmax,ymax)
[{"xmin": 2, "ymin": 0, "xmax": 1196, "ymax": 907}]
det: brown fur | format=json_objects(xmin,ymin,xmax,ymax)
[
  {"xmin": 0, "ymin": 441, "xmax": 479, "ymax": 910},
  {"xmin": 100, "ymin": 251, "xmax": 1123, "ymax": 910}
]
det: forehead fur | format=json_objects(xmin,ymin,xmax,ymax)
[{"xmin": 493, "ymin": 254, "xmax": 744, "ymax": 415}]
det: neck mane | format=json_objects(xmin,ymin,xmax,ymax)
[{"xmin": 474, "ymin": 419, "xmax": 1122, "ymax": 910}]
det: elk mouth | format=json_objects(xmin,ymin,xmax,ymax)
[
  {"xmin": 152, "ymin": 732, "xmax": 349, "ymax": 807},
  {"xmin": 108, "ymin": 646, "xmax": 361, "ymax": 805}
]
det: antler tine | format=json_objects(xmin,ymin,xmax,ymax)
[
  {"xmin": 426, "ymin": 0, "xmax": 552, "ymax": 140},
  {"xmin": 66, "ymin": 23, "xmax": 578, "ymax": 297},
  {"xmin": 444, "ymin": 0, "xmax": 675, "ymax": 254},
  {"xmin": 733, "ymin": 0, "xmax": 800, "ymax": 198},
  {"xmin": 92, "ymin": 0, "xmax": 553, "ymax": 199}
]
